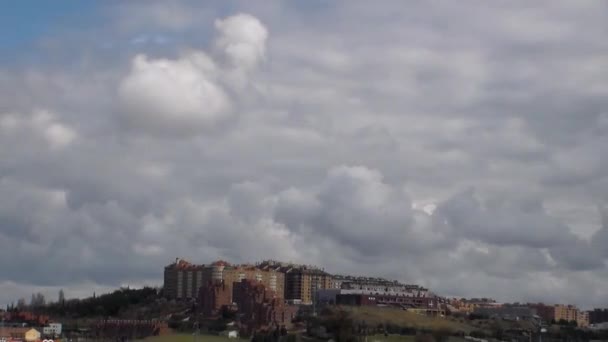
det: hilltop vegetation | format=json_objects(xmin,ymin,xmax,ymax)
[{"xmin": 38, "ymin": 287, "xmax": 186, "ymax": 319}]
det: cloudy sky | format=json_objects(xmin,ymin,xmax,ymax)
[{"xmin": 1, "ymin": 0, "xmax": 608, "ymax": 309}]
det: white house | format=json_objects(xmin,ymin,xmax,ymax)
[{"xmin": 42, "ymin": 323, "xmax": 62, "ymax": 336}]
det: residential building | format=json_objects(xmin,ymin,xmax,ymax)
[
  {"xmin": 577, "ymin": 310, "xmax": 590, "ymax": 328},
  {"xmin": 233, "ymin": 279, "xmax": 298, "ymax": 334},
  {"xmin": 163, "ymin": 258, "xmax": 209, "ymax": 299},
  {"xmin": 259, "ymin": 260, "xmax": 331, "ymax": 304},
  {"xmin": 42, "ymin": 323, "xmax": 62, "ymax": 336},
  {"xmin": 530, "ymin": 303, "xmax": 555, "ymax": 323},
  {"xmin": 0, "ymin": 327, "xmax": 29, "ymax": 340},
  {"xmin": 450, "ymin": 298, "xmax": 501, "ymax": 314},
  {"xmin": 199, "ymin": 281, "xmax": 232, "ymax": 317},
  {"xmin": 93, "ymin": 319, "xmax": 169, "ymax": 340},
  {"xmin": 590, "ymin": 309, "xmax": 608, "ymax": 324},
  {"xmin": 322, "ymin": 288, "xmax": 444, "ymax": 316},
  {"xmin": 164, "ymin": 258, "xmax": 284, "ymax": 301},
  {"xmin": 555, "ymin": 304, "xmax": 578, "ymax": 323},
  {"xmin": 24, "ymin": 328, "xmax": 40, "ymax": 342},
  {"xmin": 332, "ymin": 274, "xmax": 427, "ymax": 294},
  {"xmin": 473, "ymin": 305, "xmax": 539, "ymax": 322}
]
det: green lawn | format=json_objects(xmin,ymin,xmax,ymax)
[
  {"xmin": 139, "ymin": 334, "xmax": 242, "ymax": 342},
  {"xmin": 341, "ymin": 306, "xmax": 474, "ymax": 333},
  {"xmin": 367, "ymin": 335, "xmax": 466, "ymax": 342}
]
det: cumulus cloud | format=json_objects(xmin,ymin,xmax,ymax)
[
  {"xmin": 118, "ymin": 53, "xmax": 231, "ymax": 135},
  {"xmin": 0, "ymin": 110, "xmax": 77, "ymax": 150},
  {"xmin": 118, "ymin": 13, "xmax": 269, "ymax": 136},
  {"xmin": 214, "ymin": 14, "xmax": 268, "ymax": 71}
]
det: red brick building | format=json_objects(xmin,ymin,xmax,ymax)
[
  {"xmin": 233, "ymin": 280, "xmax": 298, "ymax": 334},
  {"xmin": 199, "ymin": 281, "xmax": 232, "ymax": 318},
  {"xmin": 530, "ymin": 303, "xmax": 555, "ymax": 323}
]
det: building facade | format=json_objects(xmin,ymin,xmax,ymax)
[
  {"xmin": 321, "ymin": 288, "xmax": 444, "ymax": 316},
  {"xmin": 473, "ymin": 306, "xmax": 538, "ymax": 321},
  {"xmin": 259, "ymin": 260, "xmax": 331, "ymax": 305},
  {"xmin": 555, "ymin": 304, "xmax": 578, "ymax": 323},
  {"xmin": 577, "ymin": 310, "xmax": 590, "ymax": 328},
  {"xmin": 164, "ymin": 259, "xmax": 284, "ymax": 301},
  {"xmin": 233, "ymin": 279, "xmax": 298, "ymax": 334},
  {"xmin": 163, "ymin": 258, "xmax": 209, "ymax": 299},
  {"xmin": 199, "ymin": 281, "xmax": 233, "ymax": 317},
  {"xmin": 531, "ymin": 303, "xmax": 555, "ymax": 323},
  {"xmin": 590, "ymin": 309, "xmax": 608, "ymax": 324}
]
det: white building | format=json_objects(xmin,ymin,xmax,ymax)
[{"xmin": 42, "ymin": 323, "xmax": 62, "ymax": 336}]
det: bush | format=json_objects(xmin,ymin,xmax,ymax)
[
  {"xmin": 470, "ymin": 330, "xmax": 488, "ymax": 339},
  {"xmin": 432, "ymin": 328, "xmax": 452, "ymax": 342},
  {"xmin": 415, "ymin": 334, "xmax": 436, "ymax": 342}
]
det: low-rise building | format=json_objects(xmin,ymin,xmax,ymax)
[
  {"xmin": 24, "ymin": 328, "xmax": 40, "ymax": 342},
  {"xmin": 450, "ymin": 298, "xmax": 501, "ymax": 314},
  {"xmin": 233, "ymin": 279, "xmax": 298, "ymax": 334},
  {"xmin": 0, "ymin": 326, "xmax": 29, "ymax": 340},
  {"xmin": 199, "ymin": 281, "xmax": 233, "ymax": 318},
  {"xmin": 42, "ymin": 322, "xmax": 62, "ymax": 336},
  {"xmin": 321, "ymin": 288, "xmax": 444, "ymax": 316},
  {"xmin": 473, "ymin": 306, "xmax": 538, "ymax": 321}
]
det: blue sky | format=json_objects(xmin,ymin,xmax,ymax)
[{"xmin": 0, "ymin": 1, "xmax": 100, "ymax": 63}]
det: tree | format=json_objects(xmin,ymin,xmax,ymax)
[
  {"xmin": 30, "ymin": 293, "xmax": 46, "ymax": 308},
  {"xmin": 58, "ymin": 289, "xmax": 65, "ymax": 304},
  {"xmin": 17, "ymin": 298, "xmax": 26, "ymax": 310}
]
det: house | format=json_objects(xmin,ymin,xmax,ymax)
[
  {"xmin": 24, "ymin": 328, "xmax": 41, "ymax": 342},
  {"xmin": 43, "ymin": 322, "xmax": 62, "ymax": 336}
]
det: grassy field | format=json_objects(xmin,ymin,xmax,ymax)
[
  {"xmin": 340, "ymin": 306, "xmax": 475, "ymax": 333},
  {"xmin": 366, "ymin": 335, "xmax": 466, "ymax": 342},
  {"xmin": 140, "ymin": 334, "xmax": 465, "ymax": 342},
  {"xmin": 138, "ymin": 334, "xmax": 240, "ymax": 342}
]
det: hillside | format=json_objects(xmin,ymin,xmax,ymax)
[{"xmin": 339, "ymin": 306, "xmax": 475, "ymax": 333}]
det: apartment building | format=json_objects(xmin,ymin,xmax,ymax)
[
  {"xmin": 199, "ymin": 282, "xmax": 232, "ymax": 317},
  {"xmin": 163, "ymin": 258, "xmax": 209, "ymax": 299},
  {"xmin": 259, "ymin": 260, "xmax": 332, "ymax": 304},
  {"xmin": 529, "ymin": 303, "xmax": 589, "ymax": 327},
  {"xmin": 577, "ymin": 310, "xmax": 590, "ymax": 328},
  {"xmin": 555, "ymin": 304, "xmax": 578, "ymax": 322},
  {"xmin": 233, "ymin": 279, "xmax": 298, "ymax": 334},
  {"xmin": 164, "ymin": 258, "xmax": 284, "ymax": 300},
  {"xmin": 531, "ymin": 303, "xmax": 556, "ymax": 322}
]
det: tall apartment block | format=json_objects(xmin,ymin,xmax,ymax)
[
  {"xmin": 164, "ymin": 258, "xmax": 284, "ymax": 301},
  {"xmin": 259, "ymin": 260, "xmax": 332, "ymax": 304},
  {"xmin": 164, "ymin": 258, "xmax": 209, "ymax": 299}
]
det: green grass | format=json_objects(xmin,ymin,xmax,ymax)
[
  {"xmin": 368, "ymin": 335, "xmax": 416, "ymax": 342},
  {"xmin": 138, "ymin": 334, "xmax": 242, "ymax": 342},
  {"xmin": 339, "ymin": 306, "xmax": 475, "ymax": 333},
  {"xmin": 367, "ymin": 335, "xmax": 466, "ymax": 342}
]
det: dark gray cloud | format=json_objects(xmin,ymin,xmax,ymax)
[{"xmin": 1, "ymin": 0, "xmax": 608, "ymax": 308}]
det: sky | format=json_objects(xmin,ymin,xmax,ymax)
[{"xmin": 0, "ymin": 0, "xmax": 608, "ymax": 309}]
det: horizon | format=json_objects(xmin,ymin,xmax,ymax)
[{"xmin": 1, "ymin": 1, "xmax": 608, "ymax": 312}]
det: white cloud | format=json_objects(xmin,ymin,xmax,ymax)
[
  {"xmin": 118, "ymin": 53, "xmax": 231, "ymax": 135},
  {"xmin": 0, "ymin": 109, "xmax": 77, "ymax": 150},
  {"xmin": 214, "ymin": 13, "xmax": 268, "ymax": 71}
]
